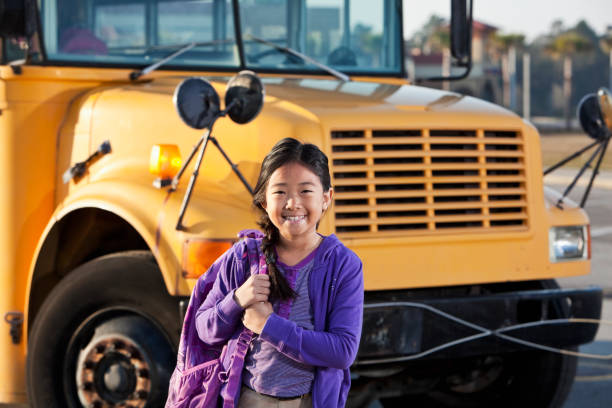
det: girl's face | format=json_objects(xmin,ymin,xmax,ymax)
[{"xmin": 263, "ymin": 162, "xmax": 333, "ymax": 244}]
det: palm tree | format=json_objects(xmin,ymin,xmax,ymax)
[
  {"xmin": 545, "ymin": 30, "xmax": 593, "ymax": 129},
  {"xmin": 600, "ymin": 32, "xmax": 612, "ymax": 89},
  {"xmin": 493, "ymin": 33, "xmax": 525, "ymax": 110},
  {"xmin": 411, "ymin": 15, "xmax": 447, "ymax": 54},
  {"xmin": 409, "ymin": 15, "xmax": 450, "ymax": 88},
  {"xmin": 493, "ymin": 33, "xmax": 526, "ymax": 52}
]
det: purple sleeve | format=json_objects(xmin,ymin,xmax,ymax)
[
  {"xmin": 259, "ymin": 256, "xmax": 363, "ymax": 370},
  {"xmin": 195, "ymin": 246, "xmax": 246, "ymax": 346}
]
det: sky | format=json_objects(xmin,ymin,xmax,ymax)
[{"xmin": 403, "ymin": 0, "xmax": 612, "ymax": 41}]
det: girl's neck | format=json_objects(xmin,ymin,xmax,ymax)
[{"xmin": 276, "ymin": 233, "xmax": 322, "ymax": 266}]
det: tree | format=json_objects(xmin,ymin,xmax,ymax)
[
  {"xmin": 545, "ymin": 28, "xmax": 593, "ymax": 129},
  {"xmin": 600, "ymin": 31, "xmax": 612, "ymax": 89},
  {"xmin": 410, "ymin": 14, "xmax": 447, "ymax": 53},
  {"xmin": 428, "ymin": 28, "xmax": 450, "ymax": 54},
  {"xmin": 550, "ymin": 20, "xmax": 565, "ymax": 37},
  {"xmin": 493, "ymin": 33, "xmax": 526, "ymax": 53},
  {"xmin": 493, "ymin": 33, "xmax": 525, "ymax": 110}
]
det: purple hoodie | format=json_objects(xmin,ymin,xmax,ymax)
[{"xmin": 194, "ymin": 232, "xmax": 364, "ymax": 407}]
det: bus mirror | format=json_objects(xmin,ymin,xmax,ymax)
[
  {"xmin": 225, "ymin": 70, "xmax": 264, "ymax": 124},
  {"xmin": 578, "ymin": 93, "xmax": 607, "ymax": 139},
  {"xmin": 450, "ymin": 0, "xmax": 470, "ymax": 63},
  {"xmin": 171, "ymin": 73, "xmax": 262, "ymax": 228},
  {"xmin": 0, "ymin": 0, "xmax": 26, "ymax": 37},
  {"xmin": 547, "ymin": 90, "xmax": 611, "ymax": 208},
  {"xmin": 173, "ymin": 77, "xmax": 221, "ymax": 130},
  {"xmin": 598, "ymin": 88, "xmax": 612, "ymax": 131}
]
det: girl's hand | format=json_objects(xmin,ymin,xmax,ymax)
[
  {"xmin": 234, "ymin": 274, "xmax": 270, "ymax": 308},
  {"xmin": 243, "ymin": 302, "xmax": 273, "ymax": 334}
]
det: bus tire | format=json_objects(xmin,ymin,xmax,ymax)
[
  {"xmin": 425, "ymin": 349, "xmax": 577, "ymax": 408},
  {"xmin": 381, "ymin": 279, "xmax": 578, "ymax": 408},
  {"xmin": 26, "ymin": 251, "xmax": 180, "ymax": 408}
]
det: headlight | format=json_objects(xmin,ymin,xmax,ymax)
[{"xmin": 549, "ymin": 226, "xmax": 589, "ymax": 262}]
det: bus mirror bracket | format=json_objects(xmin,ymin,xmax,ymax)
[
  {"xmin": 171, "ymin": 71, "xmax": 264, "ymax": 230},
  {"xmin": 544, "ymin": 88, "xmax": 612, "ymax": 208}
]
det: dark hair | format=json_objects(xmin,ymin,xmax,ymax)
[{"xmin": 253, "ymin": 138, "xmax": 332, "ymax": 300}]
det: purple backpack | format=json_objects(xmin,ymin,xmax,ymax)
[{"xmin": 165, "ymin": 230, "xmax": 266, "ymax": 408}]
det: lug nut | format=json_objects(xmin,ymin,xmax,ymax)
[
  {"xmin": 84, "ymin": 360, "xmax": 95, "ymax": 370},
  {"xmin": 128, "ymin": 348, "xmax": 141, "ymax": 361},
  {"xmin": 125, "ymin": 347, "xmax": 140, "ymax": 360}
]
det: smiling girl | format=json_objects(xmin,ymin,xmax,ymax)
[{"xmin": 193, "ymin": 138, "xmax": 364, "ymax": 407}]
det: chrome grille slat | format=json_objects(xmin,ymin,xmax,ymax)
[{"xmin": 330, "ymin": 129, "xmax": 528, "ymax": 237}]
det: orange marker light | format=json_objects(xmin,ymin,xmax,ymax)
[
  {"xmin": 182, "ymin": 239, "xmax": 233, "ymax": 279},
  {"xmin": 149, "ymin": 144, "xmax": 181, "ymax": 179},
  {"xmin": 587, "ymin": 224, "xmax": 592, "ymax": 260}
]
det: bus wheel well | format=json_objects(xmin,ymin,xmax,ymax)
[{"xmin": 28, "ymin": 208, "xmax": 149, "ymax": 332}]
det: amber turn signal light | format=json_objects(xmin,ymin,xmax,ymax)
[
  {"xmin": 182, "ymin": 239, "xmax": 233, "ymax": 279},
  {"xmin": 149, "ymin": 144, "xmax": 181, "ymax": 180}
]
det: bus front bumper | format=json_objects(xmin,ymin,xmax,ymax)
[{"xmin": 355, "ymin": 286, "xmax": 602, "ymax": 365}]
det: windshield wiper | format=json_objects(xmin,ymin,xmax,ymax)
[
  {"xmin": 245, "ymin": 34, "xmax": 350, "ymax": 82},
  {"xmin": 129, "ymin": 40, "xmax": 233, "ymax": 81}
]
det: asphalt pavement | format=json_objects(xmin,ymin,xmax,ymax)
[{"xmin": 545, "ymin": 168, "xmax": 612, "ymax": 408}]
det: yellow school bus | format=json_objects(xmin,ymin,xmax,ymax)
[{"xmin": 0, "ymin": 0, "xmax": 603, "ymax": 407}]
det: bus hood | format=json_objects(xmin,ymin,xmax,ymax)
[
  {"xmin": 257, "ymin": 76, "xmax": 519, "ymax": 125},
  {"xmin": 77, "ymin": 74, "xmax": 528, "ymax": 213},
  {"xmin": 127, "ymin": 75, "xmax": 522, "ymax": 128}
]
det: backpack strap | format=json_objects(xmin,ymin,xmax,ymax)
[
  {"xmin": 222, "ymin": 229, "xmax": 299, "ymax": 407},
  {"xmin": 221, "ymin": 231, "xmax": 266, "ymax": 406},
  {"xmin": 237, "ymin": 229, "xmax": 295, "ymax": 318}
]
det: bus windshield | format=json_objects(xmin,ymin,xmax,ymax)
[
  {"xmin": 238, "ymin": 0, "xmax": 402, "ymax": 75},
  {"xmin": 39, "ymin": 0, "xmax": 403, "ymax": 76}
]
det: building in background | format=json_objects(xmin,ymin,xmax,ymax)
[{"xmin": 407, "ymin": 20, "xmax": 503, "ymax": 104}]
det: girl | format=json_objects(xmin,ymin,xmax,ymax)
[{"xmin": 194, "ymin": 137, "xmax": 363, "ymax": 407}]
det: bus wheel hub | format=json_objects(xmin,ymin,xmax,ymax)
[{"xmin": 76, "ymin": 334, "xmax": 151, "ymax": 407}]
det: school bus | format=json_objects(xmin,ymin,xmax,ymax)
[{"xmin": 0, "ymin": 0, "xmax": 604, "ymax": 407}]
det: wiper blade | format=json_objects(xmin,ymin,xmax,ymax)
[
  {"xmin": 130, "ymin": 42, "xmax": 197, "ymax": 81},
  {"xmin": 129, "ymin": 39, "xmax": 233, "ymax": 81},
  {"xmin": 246, "ymin": 34, "xmax": 350, "ymax": 82}
]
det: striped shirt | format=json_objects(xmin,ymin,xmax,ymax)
[{"xmin": 242, "ymin": 248, "xmax": 317, "ymax": 397}]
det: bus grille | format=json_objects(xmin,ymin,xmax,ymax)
[{"xmin": 331, "ymin": 129, "xmax": 528, "ymax": 238}]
